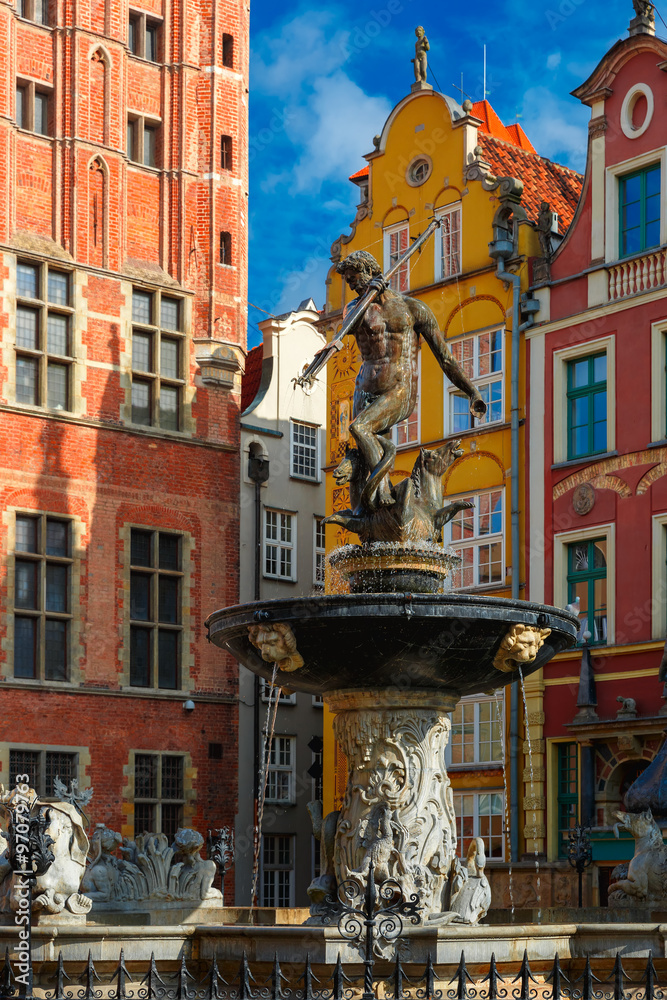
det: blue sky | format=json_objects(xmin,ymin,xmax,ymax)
[{"xmin": 247, "ymin": 0, "xmax": 660, "ymax": 346}]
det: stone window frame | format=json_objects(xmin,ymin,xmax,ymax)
[
  {"xmin": 123, "ymin": 749, "xmax": 195, "ymax": 840},
  {"xmin": 13, "ymin": 258, "xmax": 76, "ymax": 412},
  {"xmin": 16, "ymin": 79, "xmax": 53, "ymax": 136},
  {"xmin": 16, "ymin": 0, "xmax": 50, "ymax": 25},
  {"xmin": 261, "ymin": 833, "xmax": 295, "ymax": 907},
  {"xmin": 126, "ymin": 113, "xmax": 162, "ymax": 169},
  {"xmin": 553, "ymin": 522, "xmax": 616, "ymax": 645},
  {"xmin": 128, "ymin": 527, "xmax": 184, "ymax": 690},
  {"xmin": 649, "ymin": 318, "xmax": 667, "ymax": 445},
  {"xmin": 651, "ymin": 511, "xmax": 667, "ymax": 638},
  {"xmin": 265, "ymin": 735, "xmax": 296, "ymax": 805},
  {"xmin": 444, "ymin": 326, "xmax": 505, "ymax": 436},
  {"xmin": 263, "ymin": 508, "xmax": 297, "ymax": 582},
  {"xmin": 1, "ymin": 507, "xmax": 85, "ymax": 687},
  {"xmin": 383, "ymin": 220, "xmax": 410, "ymax": 292},
  {"xmin": 452, "ymin": 788, "xmax": 505, "ymax": 862},
  {"xmin": 289, "ymin": 419, "xmax": 320, "ymax": 482},
  {"xmin": 0, "ymin": 742, "xmax": 91, "ymax": 800},
  {"xmin": 446, "ymin": 692, "xmax": 504, "ymax": 769},
  {"xmin": 443, "ymin": 486, "xmax": 505, "ymax": 591},
  {"xmin": 313, "ymin": 515, "xmax": 325, "ymax": 589},
  {"xmin": 552, "ymin": 335, "xmax": 616, "ymax": 465},
  {"xmin": 545, "ymin": 738, "xmax": 580, "ymax": 862},
  {"xmin": 434, "ymin": 201, "xmax": 462, "ymax": 281},
  {"xmin": 118, "ymin": 522, "xmax": 195, "ymax": 692},
  {"xmin": 128, "ymin": 9, "xmax": 162, "ymax": 63},
  {"xmin": 121, "ymin": 285, "xmax": 191, "ymax": 435},
  {"xmin": 604, "ymin": 145, "xmax": 667, "ymax": 265}
]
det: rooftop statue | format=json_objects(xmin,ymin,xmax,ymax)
[{"xmin": 412, "ymin": 26, "xmax": 429, "ymax": 84}]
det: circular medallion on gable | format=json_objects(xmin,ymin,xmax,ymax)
[
  {"xmin": 620, "ymin": 83, "xmax": 654, "ymax": 139},
  {"xmin": 573, "ymin": 482, "xmax": 596, "ymax": 516}
]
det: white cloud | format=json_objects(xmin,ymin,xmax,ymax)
[
  {"xmin": 253, "ymin": 11, "xmax": 392, "ymax": 195},
  {"xmin": 251, "ymin": 11, "xmax": 350, "ymax": 97},
  {"xmin": 546, "ymin": 52, "xmax": 561, "ymax": 70},
  {"xmin": 518, "ymin": 86, "xmax": 588, "ymax": 171}
]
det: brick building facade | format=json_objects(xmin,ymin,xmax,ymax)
[{"xmin": 0, "ymin": 0, "xmax": 248, "ymax": 895}]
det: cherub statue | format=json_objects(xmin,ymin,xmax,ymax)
[{"xmin": 412, "ymin": 26, "xmax": 429, "ymax": 83}]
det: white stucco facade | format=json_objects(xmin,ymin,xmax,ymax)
[{"xmin": 236, "ymin": 302, "xmax": 327, "ymax": 906}]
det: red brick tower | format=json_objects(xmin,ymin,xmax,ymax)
[{"xmin": 0, "ymin": 0, "xmax": 247, "ymax": 894}]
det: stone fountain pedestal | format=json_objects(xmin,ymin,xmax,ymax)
[{"xmin": 324, "ymin": 688, "xmax": 465, "ymax": 922}]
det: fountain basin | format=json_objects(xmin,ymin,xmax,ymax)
[
  {"xmin": 329, "ymin": 542, "xmax": 459, "ymax": 594},
  {"xmin": 205, "ymin": 593, "xmax": 578, "ymax": 698}
]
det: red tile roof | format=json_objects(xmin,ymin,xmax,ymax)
[
  {"xmin": 505, "ymin": 123, "xmax": 536, "ymax": 153},
  {"xmin": 349, "ymin": 166, "xmax": 369, "ymax": 182},
  {"xmin": 478, "ymin": 132, "xmax": 583, "ymax": 229},
  {"xmin": 242, "ymin": 343, "xmax": 263, "ymax": 413}
]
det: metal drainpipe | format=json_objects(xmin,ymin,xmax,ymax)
[
  {"xmin": 248, "ymin": 454, "xmax": 269, "ymax": 898},
  {"xmin": 494, "ymin": 253, "xmax": 521, "ymax": 864}
]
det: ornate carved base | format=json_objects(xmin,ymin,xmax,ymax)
[{"xmin": 314, "ymin": 688, "xmax": 491, "ymax": 924}]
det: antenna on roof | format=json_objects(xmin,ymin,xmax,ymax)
[{"xmin": 483, "ymin": 44, "xmax": 487, "ymax": 99}]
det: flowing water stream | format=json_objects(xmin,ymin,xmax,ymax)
[
  {"xmin": 250, "ymin": 662, "xmax": 280, "ymax": 911},
  {"xmin": 519, "ymin": 667, "xmax": 542, "ymax": 922},
  {"xmin": 496, "ymin": 691, "xmax": 515, "ymax": 918}
]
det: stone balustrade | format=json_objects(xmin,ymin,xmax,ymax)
[{"xmin": 608, "ymin": 249, "xmax": 667, "ymax": 300}]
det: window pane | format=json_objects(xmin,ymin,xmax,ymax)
[
  {"xmin": 47, "ymin": 314, "xmax": 68, "ymax": 355},
  {"xmin": 131, "ymin": 529, "xmax": 152, "ymax": 566},
  {"xmin": 34, "ymin": 93, "xmax": 48, "ymax": 135},
  {"xmin": 47, "ymin": 272, "xmax": 69, "ymax": 306},
  {"xmin": 16, "ymin": 516, "xmax": 37, "ymax": 553},
  {"xmin": 160, "ymin": 297, "xmax": 180, "ymax": 331},
  {"xmin": 135, "ymin": 754, "xmax": 157, "ymax": 798},
  {"xmin": 14, "ymin": 617, "xmax": 37, "ymax": 678},
  {"xmin": 16, "ymin": 307, "xmax": 38, "ymax": 349},
  {"xmin": 128, "ymin": 17, "xmax": 138, "ymax": 54},
  {"xmin": 159, "ymin": 386, "xmax": 179, "ymax": 431},
  {"xmin": 16, "ymin": 86, "xmax": 26, "ymax": 129},
  {"xmin": 45, "ymin": 752, "xmax": 75, "ymax": 796},
  {"xmin": 161, "ymin": 803, "xmax": 181, "ymax": 839},
  {"xmin": 593, "ymin": 354, "xmax": 606, "ymax": 383},
  {"xmin": 132, "ymin": 290, "xmax": 152, "ymax": 325},
  {"xmin": 452, "ymin": 393, "xmax": 470, "ymax": 432},
  {"xmin": 158, "ymin": 576, "xmax": 179, "ymax": 623},
  {"xmin": 15, "ymin": 560, "xmax": 38, "ymax": 609},
  {"xmin": 47, "ymin": 362, "xmax": 68, "ymax": 410},
  {"xmin": 158, "ymin": 631, "xmax": 178, "ymax": 688},
  {"xmin": 130, "ymin": 627, "xmax": 151, "ymax": 686},
  {"xmin": 159, "ymin": 534, "xmax": 179, "ymax": 570},
  {"xmin": 145, "ymin": 24, "xmax": 157, "ymax": 61},
  {"xmin": 132, "ymin": 380, "xmax": 152, "ymax": 425},
  {"xmin": 160, "ymin": 338, "xmax": 179, "ymax": 378},
  {"xmin": 133, "ymin": 332, "xmax": 152, "ymax": 372},
  {"xmin": 144, "ymin": 126, "xmax": 156, "ymax": 167},
  {"xmin": 45, "ymin": 563, "xmax": 68, "ymax": 612},
  {"xmin": 127, "ymin": 120, "xmax": 136, "ymax": 160},
  {"xmin": 17, "ymin": 263, "xmax": 38, "ymax": 299},
  {"xmin": 10, "ymin": 749, "xmax": 39, "ymax": 789},
  {"xmin": 45, "ymin": 619, "xmax": 67, "ymax": 680},
  {"xmin": 162, "ymin": 755, "xmax": 183, "ymax": 798},
  {"xmin": 46, "ymin": 519, "xmax": 68, "ymax": 557},
  {"xmin": 130, "ymin": 572, "xmax": 151, "ymax": 620},
  {"xmin": 134, "ymin": 802, "xmax": 154, "ymax": 834},
  {"xmin": 34, "ymin": 0, "xmax": 47, "ymax": 24}
]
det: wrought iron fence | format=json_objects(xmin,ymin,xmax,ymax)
[{"xmin": 0, "ymin": 949, "xmax": 666, "ymax": 1000}]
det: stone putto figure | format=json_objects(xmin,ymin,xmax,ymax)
[{"xmin": 412, "ymin": 26, "xmax": 429, "ymax": 83}]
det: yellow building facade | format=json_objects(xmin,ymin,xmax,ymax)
[{"xmin": 318, "ymin": 83, "xmax": 582, "ymax": 882}]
